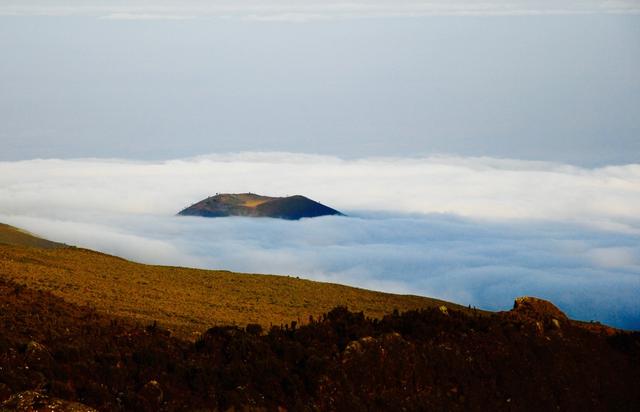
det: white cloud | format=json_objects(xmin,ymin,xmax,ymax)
[
  {"xmin": 1, "ymin": 1, "xmax": 639, "ymax": 19},
  {"xmin": 1, "ymin": 153, "xmax": 638, "ymax": 231},
  {"xmin": 0, "ymin": 153, "xmax": 638, "ymax": 329}
]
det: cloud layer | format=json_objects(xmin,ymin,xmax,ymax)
[
  {"xmin": 1, "ymin": 1, "xmax": 639, "ymax": 20},
  {"xmin": 0, "ymin": 153, "xmax": 639, "ymax": 329}
]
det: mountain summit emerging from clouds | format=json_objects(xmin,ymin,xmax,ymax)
[{"xmin": 178, "ymin": 193, "xmax": 343, "ymax": 220}]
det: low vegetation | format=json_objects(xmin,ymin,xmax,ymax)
[{"xmin": 1, "ymin": 277, "xmax": 638, "ymax": 411}]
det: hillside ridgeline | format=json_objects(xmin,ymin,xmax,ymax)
[
  {"xmin": 0, "ymin": 223, "xmax": 457, "ymax": 339},
  {"xmin": 0, "ymin": 223, "xmax": 66, "ymax": 249}
]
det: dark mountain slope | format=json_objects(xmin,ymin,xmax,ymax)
[
  {"xmin": 178, "ymin": 193, "xmax": 343, "ymax": 220},
  {"xmin": 0, "ymin": 277, "xmax": 638, "ymax": 411}
]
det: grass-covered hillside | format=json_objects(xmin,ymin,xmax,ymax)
[
  {"xmin": 0, "ymin": 223, "xmax": 463, "ymax": 339},
  {"xmin": 0, "ymin": 223, "xmax": 66, "ymax": 250}
]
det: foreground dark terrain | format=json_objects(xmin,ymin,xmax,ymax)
[{"xmin": 1, "ymin": 275, "xmax": 638, "ymax": 411}]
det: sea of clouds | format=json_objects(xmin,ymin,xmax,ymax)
[{"xmin": 1, "ymin": 152, "xmax": 638, "ymax": 329}]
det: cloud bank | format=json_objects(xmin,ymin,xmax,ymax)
[
  {"xmin": 0, "ymin": 153, "xmax": 639, "ymax": 329},
  {"xmin": 1, "ymin": 1, "xmax": 639, "ymax": 20}
]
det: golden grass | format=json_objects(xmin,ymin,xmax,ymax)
[
  {"xmin": 242, "ymin": 199, "xmax": 270, "ymax": 208},
  {"xmin": 0, "ymin": 243, "xmax": 470, "ymax": 339},
  {"xmin": 0, "ymin": 223, "xmax": 65, "ymax": 249}
]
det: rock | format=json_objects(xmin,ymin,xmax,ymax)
[
  {"xmin": 1, "ymin": 391, "xmax": 97, "ymax": 411},
  {"xmin": 25, "ymin": 341, "xmax": 54, "ymax": 370},
  {"xmin": 344, "ymin": 340, "xmax": 362, "ymax": 355},
  {"xmin": 512, "ymin": 297, "xmax": 568, "ymax": 322},
  {"xmin": 360, "ymin": 336, "xmax": 375, "ymax": 345},
  {"xmin": 511, "ymin": 297, "xmax": 569, "ymax": 335},
  {"xmin": 138, "ymin": 380, "xmax": 163, "ymax": 408},
  {"xmin": 343, "ymin": 336, "xmax": 380, "ymax": 363}
]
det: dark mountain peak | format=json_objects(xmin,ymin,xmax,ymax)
[{"xmin": 178, "ymin": 193, "xmax": 343, "ymax": 220}]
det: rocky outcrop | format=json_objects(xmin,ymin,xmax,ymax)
[
  {"xmin": 509, "ymin": 296, "xmax": 569, "ymax": 335},
  {"xmin": 511, "ymin": 296, "xmax": 568, "ymax": 322}
]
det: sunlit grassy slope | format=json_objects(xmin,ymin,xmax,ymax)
[
  {"xmin": 0, "ymin": 223, "xmax": 66, "ymax": 249},
  {"xmin": 0, "ymin": 223, "xmax": 468, "ymax": 339}
]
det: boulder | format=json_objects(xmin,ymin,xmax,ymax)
[{"xmin": 511, "ymin": 297, "xmax": 568, "ymax": 322}]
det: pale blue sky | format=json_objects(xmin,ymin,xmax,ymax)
[{"xmin": 1, "ymin": 10, "xmax": 639, "ymax": 165}]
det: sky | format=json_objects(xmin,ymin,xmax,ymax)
[
  {"xmin": 0, "ymin": 2, "xmax": 639, "ymax": 165},
  {"xmin": 1, "ymin": 1, "xmax": 639, "ymax": 19},
  {"xmin": 0, "ymin": 2, "xmax": 639, "ymax": 328}
]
